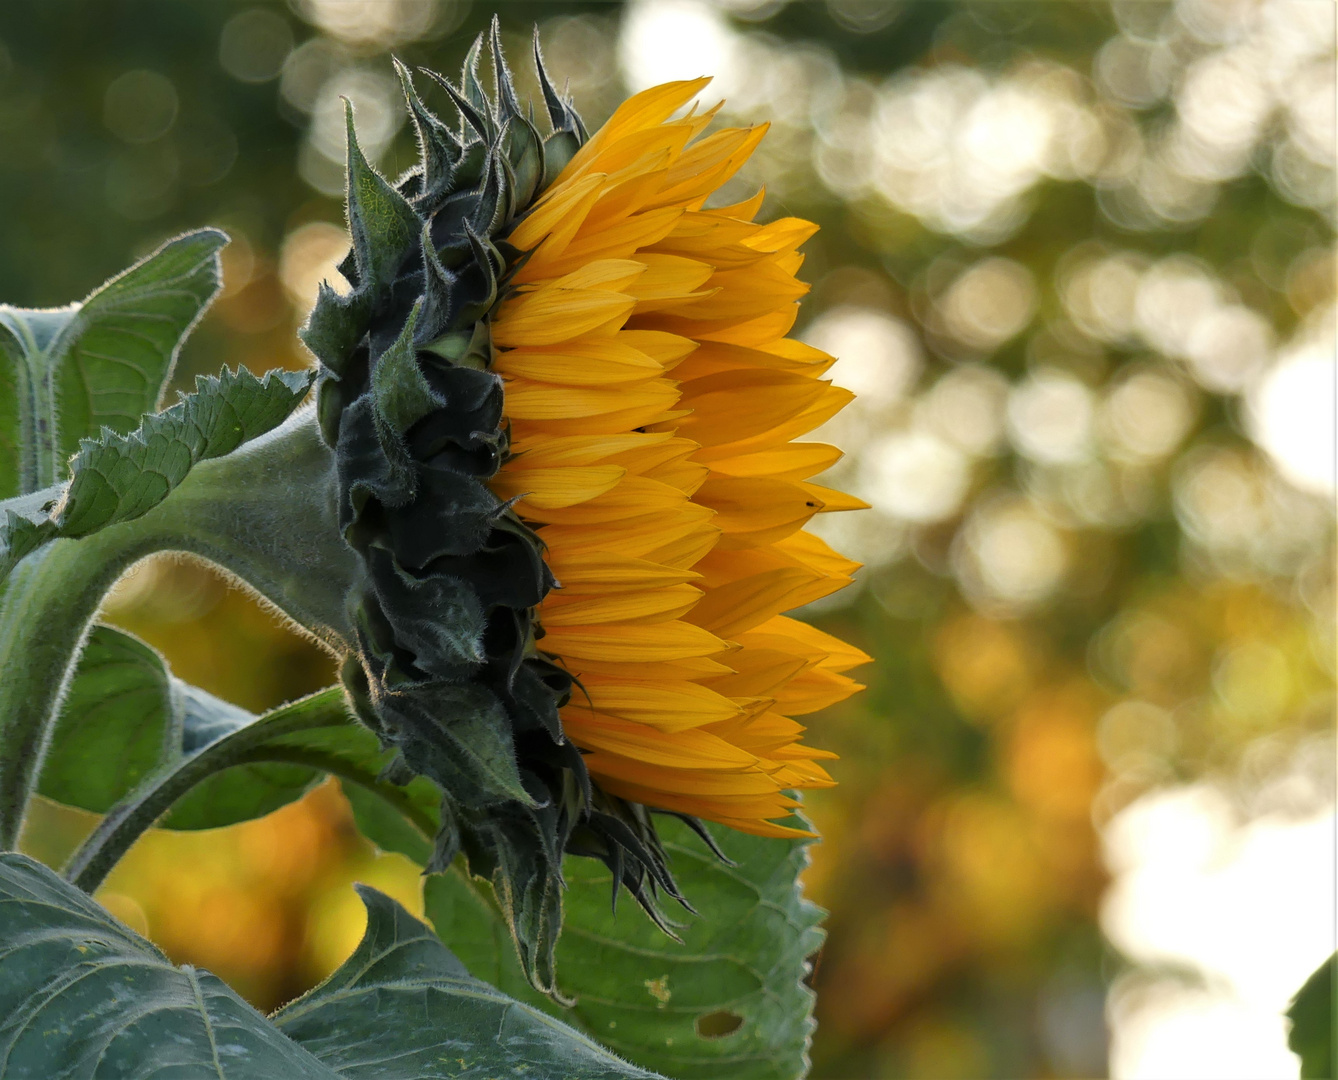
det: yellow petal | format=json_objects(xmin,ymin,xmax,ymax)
[
  {"xmin": 702, "ymin": 650, "xmax": 810, "ymax": 697},
  {"xmin": 741, "ymin": 615, "xmax": 873, "ymax": 672},
  {"xmin": 604, "ymin": 436, "xmax": 702, "ymax": 476},
  {"xmin": 492, "ymin": 289, "xmax": 634, "ymax": 347},
  {"xmin": 541, "ymin": 620, "xmax": 728, "ymax": 662},
  {"xmin": 536, "ymin": 207, "xmax": 684, "ymax": 280},
  {"xmin": 690, "ymin": 384, "xmax": 854, "ymax": 461},
  {"xmin": 521, "ymin": 475, "xmax": 691, "ymax": 525},
  {"xmin": 508, "ymin": 172, "xmax": 605, "ymax": 254},
  {"xmin": 649, "ymin": 210, "xmax": 769, "ymax": 266},
  {"xmin": 627, "ymin": 253, "xmax": 717, "ymax": 312},
  {"xmin": 772, "ymin": 529, "xmax": 863, "ymax": 579},
  {"xmin": 802, "ymin": 482, "xmax": 871, "ymax": 512},
  {"xmin": 766, "ymin": 760, "xmax": 836, "ymax": 788},
  {"xmin": 512, "ymin": 401, "xmax": 688, "ymax": 436},
  {"xmin": 660, "ymin": 258, "xmax": 808, "ymax": 325},
  {"xmin": 566, "ymin": 712, "xmax": 761, "ymax": 770},
  {"xmin": 772, "ymin": 666, "xmax": 866, "ymax": 714},
  {"xmin": 671, "ymin": 340, "xmax": 832, "ymax": 381},
  {"xmin": 693, "ymin": 475, "xmax": 822, "ymax": 545},
  {"xmin": 559, "ymin": 655, "xmax": 735, "ymax": 680},
  {"xmin": 545, "ymin": 550, "xmax": 701, "ymax": 592},
  {"xmin": 564, "ymin": 78, "xmax": 710, "ymax": 176},
  {"xmin": 685, "ymin": 567, "xmax": 824, "ymax": 638},
  {"xmin": 708, "ymin": 442, "xmax": 842, "ymax": 481},
  {"xmin": 641, "ymin": 520, "xmax": 722, "ymax": 570},
  {"xmin": 708, "ymin": 816, "xmax": 817, "ymax": 839},
  {"xmin": 538, "ymin": 509, "xmax": 716, "ymax": 559},
  {"xmin": 507, "ymin": 431, "xmax": 674, "ymax": 466},
  {"xmin": 743, "ymin": 216, "xmax": 819, "ymax": 254},
  {"xmin": 617, "ymin": 329, "xmax": 698, "ymax": 367},
  {"xmin": 490, "ymin": 465, "xmax": 626, "ymax": 510},
  {"xmin": 549, "ymin": 258, "xmax": 648, "ymax": 292},
  {"xmin": 592, "ymin": 777, "xmax": 801, "ymax": 821},
  {"xmin": 669, "ymin": 370, "xmax": 834, "ymax": 448},
  {"xmin": 567, "ymin": 679, "xmax": 742, "ymax": 731},
  {"xmin": 708, "ymin": 186, "xmax": 765, "ymax": 222},
  {"xmin": 582, "ymin": 753, "xmax": 776, "ymax": 796},
  {"xmin": 646, "ymin": 125, "xmax": 768, "ymax": 210},
  {"xmin": 692, "ymin": 305, "xmax": 799, "ymax": 346},
  {"xmin": 580, "ymin": 151, "xmax": 672, "ymax": 226},
  {"xmin": 495, "ymin": 341, "xmax": 663, "ymax": 386},
  {"xmin": 542, "ymin": 582, "xmax": 701, "ymax": 626},
  {"xmin": 501, "ymin": 379, "xmax": 680, "ymax": 421}
]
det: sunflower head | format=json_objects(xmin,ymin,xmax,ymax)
[{"xmin": 307, "ymin": 19, "xmax": 868, "ymax": 994}]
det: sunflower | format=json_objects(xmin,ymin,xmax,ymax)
[
  {"xmin": 489, "ymin": 78, "xmax": 870, "ymax": 839},
  {"xmin": 304, "ymin": 23, "xmax": 867, "ymax": 991}
]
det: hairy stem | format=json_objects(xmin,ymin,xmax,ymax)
[
  {"xmin": 0, "ymin": 407, "xmax": 358, "ymax": 850},
  {"xmin": 0, "ymin": 531, "xmax": 162, "ymax": 849},
  {"xmin": 130, "ymin": 407, "xmax": 360, "ymax": 655}
]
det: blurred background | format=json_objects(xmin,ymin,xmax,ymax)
[{"xmin": 3, "ymin": 1, "xmax": 1333, "ymax": 1076}]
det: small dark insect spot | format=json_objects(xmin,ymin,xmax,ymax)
[{"xmin": 695, "ymin": 1010, "xmax": 743, "ymax": 1039}]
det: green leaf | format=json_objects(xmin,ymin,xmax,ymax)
[
  {"xmin": 50, "ymin": 229, "xmax": 229, "ymax": 467},
  {"xmin": 0, "ymin": 364, "xmax": 313, "ymax": 580},
  {"xmin": 0, "ymin": 852, "xmax": 339, "ymax": 1079},
  {"xmin": 39, "ymin": 622, "xmax": 440, "ymax": 886},
  {"xmin": 179, "ymin": 679, "xmax": 255, "ymax": 751},
  {"xmin": 426, "ymin": 814, "xmax": 826, "ymax": 1080},
  {"xmin": 37, "ymin": 622, "xmax": 274, "ymax": 819},
  {"xmin": 342, "ymin": 777, "xmax": 439, "ymax": 865},
  {"xmin": 62, "ymin": 686, "xmax": 441, "ymax": 894},
  {"xmin": 1289, "ymin": 952, "xmax": 1335, "ymax": 1079},
  {"xmin": 0, "ymin": 229, "xmax": 226, "ymax": 497},
  {"xmin": 37, "ymin": 624, "xmax": 179, "ymax": 813},
  {"xmin": 273, "ymin": 883, "xmax": 666, "ymax": 1079},
  {"xmin": 1, "ymin": 853, "xmax": 665, "ymax": 1078},
  {"xmin": 57, "ymin": 365, "xmax": 314, "ymax": 536},
  {"xmin": 0, "ymin": 489, "xmax": 61, "ymax": 578}
]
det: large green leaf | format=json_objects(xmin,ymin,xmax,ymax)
[
  {"xmin": 1289, "ymin": 953, "xmax": 1335, "ymax": 1079},
  {"xmin": 0, "ymin": 229, "xmax": 227, "ymax": 498},
  {"xmin": 0, "ymin": 364, "xmax": 313, "ymax": 581},
  {"xmin": 0, "ymin": 851, "xmax": 338, "ymax": 1079},
  {"xmin": 1, "ymin": 852, "xmax": 661, "ymax": 1079},
  {"xmin": 273, "ymin": 883, "xmax": 665, "ymax": 1079},
  {"xmin": 426, "ymin": 815, "xmax": 826, "ymax": 1080}
]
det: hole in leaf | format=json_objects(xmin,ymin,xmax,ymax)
[{"xmin": 695, "ymin": 1010, "xmax": 744, "ymax": 1039}]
